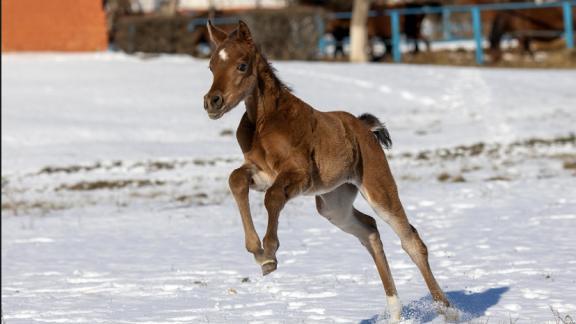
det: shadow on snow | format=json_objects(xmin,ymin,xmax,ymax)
[{"xmin": 360, "ymin": 286, "xmax": 509, "ymax": 323}]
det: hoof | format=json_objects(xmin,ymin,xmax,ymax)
[
  {"xmin": 261, "ymin": 260, "xmax": 277, "ymax": 276},
  {"xmin": 441, "ymin": 307, "xmax": 460, "ymax": 323},
  {"xmin": 437, "ymin": 303, "xmax": 459, "ymax": 323}
]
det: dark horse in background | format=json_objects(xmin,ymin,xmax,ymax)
[
  {"xmin": 489, "ymin": 6, "xmax": 575, "ymax": 61},
  {"xmin": 327, "ymin": 1, "xmax": 441, "ymax": 60}
]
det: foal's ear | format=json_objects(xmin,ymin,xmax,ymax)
[
  {"xmin": 237, "ymin": 20, "xmax": 254, "ymax": 45},
  {"xmin": 207, "ymin": 20, "xmax": 227, "ymax": 48}
]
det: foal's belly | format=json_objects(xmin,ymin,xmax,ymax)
[
  {"xmin": 244, "ymin": 135, "xmax": 356, "ymax": 195},
  {"xmin": 247, "ymin": 165, "xmax": 354, "ymax": 197},
  {"xmin": 249, "ymin": 169, "xmax": 350, "ymax": 196},
  {"xmin": 302, "ymin": 180, "xmax": 351, "ymax": 196}
]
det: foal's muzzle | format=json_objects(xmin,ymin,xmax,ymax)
[{"xmin": 203, "ymin": 91, "xmax": 225, "ymax": 119}]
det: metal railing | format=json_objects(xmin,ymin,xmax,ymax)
[
  {"xmin": 189, "ymin": 1, "xmax": 576, "ymax": 65},
  {"xmin": 325, "ymin": 0, "xmax": 575, "ymax": 64}
]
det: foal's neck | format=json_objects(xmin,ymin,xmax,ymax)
[{"xmin": 245, "ymin": 51, "xmax": 288, "ymax": 125}]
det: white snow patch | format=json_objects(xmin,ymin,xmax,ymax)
[{"xmin": 11, "ymin": 238, "xmax": 54, "ymax": 244}]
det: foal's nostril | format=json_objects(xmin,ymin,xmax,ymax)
[{"xmin": 211, "ymin": 95, "xmax": 223, "ymax": 108}]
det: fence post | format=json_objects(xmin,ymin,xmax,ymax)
[
  {"xmin": 315, "ymin": 13, "xmax": 326, "ymax": 57},
  {"xmin": 443, "ymin": 7, "xmax": 452, "ymax": 41},
  {"xmin": 391, "ymin": 10, "xmax": 401, "ymax": 63},
  {"xmin": 471, "ymin": 6, "xmax": 484, "ymax": 65},
  {"xmin": 563, "ymin": 1, "xmax": 574, "ymax": 49}
]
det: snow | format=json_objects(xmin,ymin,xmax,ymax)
[{"xmin": 2, "ymin": 53, "xmax": 576, "ymax": 323}]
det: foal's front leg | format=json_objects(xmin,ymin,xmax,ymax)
[
  {"xmin": 229, "ymin": 166, "xmax": 264, "ymax": 262},
  {"xmin": 261, "ymin": 171, "xmax": 308, "ymax": 275}
]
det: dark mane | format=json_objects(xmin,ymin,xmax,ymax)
[{"xmin": 255, "ymin": 47, "xmax": 292, "ymax": 93}]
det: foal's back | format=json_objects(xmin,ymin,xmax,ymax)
[{"xmin": 272, "ymin": 94, "xmax": 389, "ymax": 194}]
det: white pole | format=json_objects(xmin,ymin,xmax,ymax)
[{"xmin": 350, "ymin": 0, "xmax": 371, "ymax": 63}]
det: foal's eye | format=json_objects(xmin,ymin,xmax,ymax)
[{"xmin": 237, "ymin": 63, "xmax": 248, "ymax": 72}]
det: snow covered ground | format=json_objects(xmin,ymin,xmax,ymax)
[{"xmin": 2, "ymin": 53, "xmax": 576, "ymax": 323}]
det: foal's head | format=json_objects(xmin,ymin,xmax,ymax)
[{"xmin": 203, "ymin": 21, "xmax": 257, "ymax": 120}]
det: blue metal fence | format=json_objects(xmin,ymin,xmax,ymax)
[
  {"xmin": 190, "ymin": 1, "xmax": 576, "ymax": 65},
  {"xmin": 471, "ymin": 6, "xmax": 484, "ymax": 64},
  {"xmin": 379, "ymin": 0, "xmax": 576, "ymax": 64}
]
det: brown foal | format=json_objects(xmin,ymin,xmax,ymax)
[{"xmin": 203, "ymin": 20, "xmax": 454, "ymax": 321}]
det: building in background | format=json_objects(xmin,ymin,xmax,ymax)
[{"xmin": 2, "ymin": 0, "xmax": 108, "ymax": 52}]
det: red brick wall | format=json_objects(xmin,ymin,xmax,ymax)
[{"xmin": 2, "ymin": 0, "xmax": 108, "ymax": 52}]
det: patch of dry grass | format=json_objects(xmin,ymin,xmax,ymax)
[
  {"xmin": 376, "ymin": 47, "xmax": 576, "ymax": 69},
  {"xmin": 1, "ymin": 200, "xmax": 69, "ymax": 216},
  {"xmin": 550, "ymin": 306, "xmax": 575, "ymax": 324},
  {"xmin": 437, "ymin": 172, "xmax": 466, "ymax": 183},
  {"xmin": 56, "ymin": 179, "xmax": 168, "ymax": 191},
  {"xmin": 220, "ymin": 129, "xmax": 234, "ymax": 136},
  {"xmin": 485, "ymin": 175, "xmax": 513, "ymax": 182},
  {"xmin": 563, "ymin": 160, "xmax": 576, "ymax": 170}
]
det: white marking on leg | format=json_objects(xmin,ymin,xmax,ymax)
[
  {"xmin": 260, "ymin": 259, "xmax": 276, "ymax": 266},
  {"xmin": 387, "ymin": 294, "xmax": 402, "ymax": 322},
  {"xmin": 219, "ymin": 49, "xmax": 228, "ymax": 61}
]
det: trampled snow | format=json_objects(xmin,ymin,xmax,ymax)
[{"xmin": 2, "ymin": 53, "xmax": 575, "ymax": 323}]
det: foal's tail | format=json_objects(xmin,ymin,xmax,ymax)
[{"xmin": 358, "ymin": 113, "xmax": 392, "ymax": 149}]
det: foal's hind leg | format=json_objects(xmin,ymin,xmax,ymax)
[
  {"xmin": 360, "ymin": 177, "xmax": 451, "ymax": 311},
  {"xmin": 316, "ymin": 184, "xmax": 402, "ymax": 321}
]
